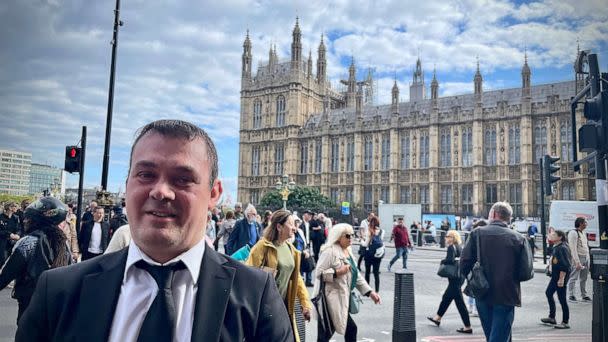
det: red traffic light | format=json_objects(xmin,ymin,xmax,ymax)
[{"xmin": 70, "ymin": 148, "xmax": 77, "ymax": 158}]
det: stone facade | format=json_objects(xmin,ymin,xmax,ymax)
[{"xmin": 238, "ymin": 20, "xmax": 593, "ymax": 217}]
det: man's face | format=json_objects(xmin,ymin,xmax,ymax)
[
  {"xmin": 93, "ymin": 208, "xmax": 104, "ymax": 222},
  {"xmin": 90, "ymin": 201, "xmax": 98, "ymax": 211},
  {"xmin": 235, "ymin": 206, "xmax": 242, "ymax": 213},
  {"xmin": 126, "ymin": 133, "xmax": 222, "ymax": 261},
  {"xmin": 246, "ymin": 210, "xmax": 257, "ymax": 222},
  {"xmin": 580, "ymin": 220, "xmax": 588, "ymax": 231},
  {"xmin": 303, "ymin": 213, "xmax": 311, "ymax": 221}
]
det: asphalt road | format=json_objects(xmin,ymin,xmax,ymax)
[{"xmin": 0, "ymin": 247, "xmax": 593, "ymax": 342}]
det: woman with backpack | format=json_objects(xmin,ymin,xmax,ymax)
[
  {"xmin": 361, "ymin": 216, "xmax": 384, "ymax": 293},
  {"xmin": 0, "ymin": 197, "xmax": 73, "ymax": 323},
  {"xmin": 427, "ymin": 230, "xmax": 472, "ymax": 334}
]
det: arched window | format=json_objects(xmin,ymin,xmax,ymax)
[
  {"xmin": 484, "ymin": 127, "xmax": 497, "ymax": 166},
  {"xmin": 440, "ymin": 128, "xmax": 451, "ymax": 167},
  {"xmin": 253, "ymin": 100, "xmax": 262, "ymax": 129},
  {"xmin": 276, "ymin": 96, "xmax": 286, "ymax": 127}
]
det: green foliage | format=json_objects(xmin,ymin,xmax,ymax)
[
  {"xmin": 259, "ymin": 186, "xmax": 336, "ymax": 213},
  {"xmin": 0, "ymin": 194, "xmax": 36, "ymax": 206}
]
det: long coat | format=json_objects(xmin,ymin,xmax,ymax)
[
  {"xmin": 246, "ymin": 238, "xmax": 311, "ymax": 342},
  {"xmin": 312, "ymin": 244, "xmax": 372, "ymax": 335}
]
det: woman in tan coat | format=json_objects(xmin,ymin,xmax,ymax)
[
  {"xmin": 313, "ymin": 223, "xmax": 381, "ymax": 342},
  {"xmin": 246, "ymin": 209, "xmax": 311, "ymax": 342}
]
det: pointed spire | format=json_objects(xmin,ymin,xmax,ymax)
[
  {"xmin": 431, "ymin": 64, "xmax": 439, "ymax": 101},
  {"xmin": 432, "ymin": 64, "xmax": 438, "ymax": 83},
  {"xmin": 291, "ymin": 17, "xmax": 302, "ymax": 66},
  {"xmin": 475, "ymin": 55, "xmax": 481, "ymax": 76},
  {"xmin": 243, "ymin": 29, "xmax": 251, "ymax": 47},
  {"xmin": 293, "ymin": 16, "xmax": 301, "ymax": 35},
  {"xmin": 474, "ymin": 56, "xmax": 483, "ymax": 97}
]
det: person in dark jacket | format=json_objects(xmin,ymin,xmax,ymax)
[
  {"xmin": 541, "ymin": 230, "xmax": 572, "ymax": 329},
  {"xmin": 1, "ymin": 202, "xmax": 21, "ymax": 266},
  {"xmin": 427, "ymin": 230, "xmax": 472, "ymax": 334},
  {"xmin": 0, "ymin": 197, "xmax": 73, "ymax": 323},
  {"xmin": 460, "ymin": 201, "xmax": 529, "ymax": 342},
  {"xmin": 79, "ymin": 207, "xmax": 110, "ymax": 260},
  {"xmin": 109, "ymin": 206, "xmax": 128, "ymax": 238},
  {"xmin": 224, "ymin": 204, "xmax": 262, "ymax": 256},
  {"xmin": 388, "ymin": 217, "xmax": 412, "ymax": 271}
]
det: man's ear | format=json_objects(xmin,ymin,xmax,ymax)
[{"xmin": 208, "ymin": 179, "xmax": 223, "ymax": 209}]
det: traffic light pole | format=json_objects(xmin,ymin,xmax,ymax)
[
  {"xmin": 75, "ymin": 126, "xmax": 87, "ymax": 234},
  {"xmin": 539, "ymin": 157, "xmax": 548, "ymax": 264},
  {"xmin": 592, "ymin": 152, "xmax": 608, "ymax": 342}
]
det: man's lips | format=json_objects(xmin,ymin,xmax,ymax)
[{"xmin": 145, "ymin": 210, "xmax": 177, "ymax": 218}]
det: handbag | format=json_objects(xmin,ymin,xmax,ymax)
[
  {"xmin": 374, "ymin": 246, "xmax": 385, "ymax": 258},
  {"xmin": 437, "ymin": 263, "xmax": 459, "ymax": 279},
  {"xmin": 518, "ymin": 238, "xmax": 534, "ymax": 282},
  {"xmin": 300, "ymin": 249, "xmax": 316, "ymax": 273},
  {"xmin": 463, "ymin": 230, "xmax": 489, "ymax": 299},
  {"xmin": 312, "ymin": 280, "xmax": 335, "ymax": 340},
  {"xmin": 230, "ymin": 244, "xmax": 251, "ymax": 261},
  {"xmin": 349, "ymin": 290, "xmax": 363, "ymax": 314}
]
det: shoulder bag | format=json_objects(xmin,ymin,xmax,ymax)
[
  {"xmin": 518, "ymin": 237, "xmax": 534, "ymax": 282},
  {"xmin": 463, "ymin": 230, "xmax": 489, "ymax": 298},
  {"xmin": 312, "ymin": 280, "xmax": 335, "ymax": 339},
  {"xmin": 300, "ymin": 247, "xmax": 316, "ymax": 273},
  {"xmin": 347, "ymin": 256, "xmax": 363, "ymax": 314}
]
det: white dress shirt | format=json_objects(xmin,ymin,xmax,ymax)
[
  {"xmin": 88, "ymin": 222, "xmax": 102, "ymax": 253},
  {"xmin": 108, "ymin": 238, "xmax": 205, "ymax": 342}
]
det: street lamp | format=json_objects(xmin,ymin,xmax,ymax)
[{"xmin": 275, "ymin": 174, "xmax": 296, "ymax": 210}]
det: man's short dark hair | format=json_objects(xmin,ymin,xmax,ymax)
[
  {"xmin": 129, "ymin": 119, "xmax": 219, "ymax": 188},
  {"xmin": 575, "ymin": 217, "xmax": 586, "ymax": 228}
]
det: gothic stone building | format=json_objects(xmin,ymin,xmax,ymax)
[{"xmin": 238, "ymin": 19, "xmax": 593, "ymax": 218}]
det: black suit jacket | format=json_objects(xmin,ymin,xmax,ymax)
[
  {"xmin": 16, "ymin": 246, "xmax": 294, "ymax": 341},
  {"xmin": 78, "ymin": 221, "xmax": 110, "ymax": 253}
]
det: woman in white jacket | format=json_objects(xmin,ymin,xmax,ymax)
[{"xmin": 313, "ymin": 223, "xmax": 381, "ymax": 342}]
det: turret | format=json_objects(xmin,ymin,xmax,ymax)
[
  {"xmin": 391, "ymin": 78, "xmax": 399, "ymax": 114},
  {"xmin": 307, "ymin": 50, "xmax": 313, "ymax": 79},
  {"xmin": 522, "ymin": 50, "xmax": 531, "ymax": 98},
  {"xmin": 241, "ymin": 30, "xmax": 252, "ymax": 80},
  {"xmin": 431, "ymin": 66, "xmax": 439, "ymax": 101},
  {"xmin": 409, "ymin": 57, "xmax": 425, "ymax": 102},
  {"xmin": 291, "ymin": 17, "xmax": 302, "ymax": 69},
  {"xmin": 317, "ymin": 34, "xmax": 327, "ymax": 84},
  {"xmin": 474, "ymin": 57, "xmax": 483, "ymax": 102}
]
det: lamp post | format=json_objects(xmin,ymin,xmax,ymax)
[{"xmin": 275, "ymin": 174, "xmax": 296, "ymax": 210}]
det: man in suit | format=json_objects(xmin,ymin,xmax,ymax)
[
  {"xmin": 17, "ymin": 119, "xmax": 293, "ymax": 342},
  {"xmin": 224, "ymin": 204, "xmax": 262, "ymax": 256},
  {"xmin": 79, "ymin": 206, "xmax": 111, "ymax": 260}
]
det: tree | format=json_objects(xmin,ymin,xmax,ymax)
[
  {"xmin": 259, "ymin": 186, "xmax": 335, "ymax": 213},
  {"xmin": 0, "ymin": 194, "xmax": 36, "ymax": 206}
]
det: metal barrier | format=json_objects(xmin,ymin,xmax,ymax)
[{"xmin": 392, "ymin": 270, "xmax": 416, "ymax": 341}]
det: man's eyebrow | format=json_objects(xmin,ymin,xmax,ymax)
[{"xmin": 132, "ymin": 161, "xmax": 156, "ymax": 169}]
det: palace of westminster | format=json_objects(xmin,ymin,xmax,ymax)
[{"xmin": 238, "ymin": 19, "xmax": 593, "ymax": 218}]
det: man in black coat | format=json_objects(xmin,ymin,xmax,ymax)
[
  {"xmin": 79, "ymin": 207, "xmax": 110, "ymax": 260},
  {"xmin": 224, "ymin": 204, "xmax": 262, "ymax": 256},
  {"xmin": 16, "ymin": 120, "xmax": 292, "ymax": 342},
  {"xmin": 460, "ymin": 201, "xmax": 528, "ymax": 342}
]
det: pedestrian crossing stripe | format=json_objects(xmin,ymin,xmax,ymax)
[{"xmin": 421, "ymin": 333, "xmax": 591, "ymax": 342}]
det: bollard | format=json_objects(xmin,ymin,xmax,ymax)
[
  {"xmin": 417, "ymin": 230, "xmax": 423, "ymax": 247},
  {"xmin": 393, "ymin": 270, "xmax": 416, "ymax": 342},
  {"xmin": 439, "ymin": 231, "xmax": 446, "ymax": 248}
]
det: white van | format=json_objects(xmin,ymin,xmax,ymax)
[{"xmin": 549, "ymin": 200, "xmax": 599, "ymax": 248}]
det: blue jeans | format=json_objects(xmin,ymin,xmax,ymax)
[
  {"xmin": 389, "ymin": 247, "xmax": 408, "ymax": 269},
  {"xmin": 476, "ymin": 299, "xmax": 514, "ymax": 342}
]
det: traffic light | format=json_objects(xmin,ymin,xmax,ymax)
[
  {"xmin": 543, "ymin": 155, "xmax": 560, "ymax": 196},
  {"xmin": 64, "ymin": 146, "xmax": 81, "ymax": 173}
]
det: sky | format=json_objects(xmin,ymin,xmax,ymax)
[{"xmin": 1, "ymin": 0, "xmax": 607, "ymax": 204}]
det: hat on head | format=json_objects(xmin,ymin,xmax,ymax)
[{"xmin": 304, "ymin": 210, "xmax": 314, "ymax": 215}]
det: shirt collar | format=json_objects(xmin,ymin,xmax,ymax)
[{"xmin": 124, "ymin": 237, "xmax": 205, "ymax": 285}]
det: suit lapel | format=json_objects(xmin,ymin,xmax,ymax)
[
  {"xmin": 75, "ymin": 249, "xmax": 128, "ymax": 342},
  {"xmin": 191, "ymin": 248, "xmax": 235, "ymax": 342}
]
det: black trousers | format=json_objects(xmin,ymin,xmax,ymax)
[
  {"xmin": 437, "ymin": 278, "xmax": 470, "ymax": 327},
  {"xmin": 317, "ymin": 313, "xmax": 357, "ymax": 342},
  {"xmin": 82, "ymin": 250, "xmax": 102, "ymax": 261},
  {"xmin": 364, "ymin": 257, "xmax": 381, "ymax": 292},
  {"xmin": 546, "ymin": 275, "xmax": 569, "ymax": 323}
]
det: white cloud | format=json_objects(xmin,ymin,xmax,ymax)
[{"xmin": 1, "ymin": 0, "xmax": 606, "ymax": 201}]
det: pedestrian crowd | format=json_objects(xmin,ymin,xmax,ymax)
[{"xmin": 0, "ymin": 119, "xmax": 593, "ymax": 342}]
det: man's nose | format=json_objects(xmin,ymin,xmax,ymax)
[{"xmin": 149, "ymin": 180, "xmax": 175, "ymax": 201}]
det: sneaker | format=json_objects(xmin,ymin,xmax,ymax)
[
  {"xmin": 582, "ymin": 296, "xmax": 592, "ymax": 302},
  {"xmin": 568, "ymin": 296, "xmax": 577, "ymax": 302},
  {"xmin": 554, "ymin": 322, "xmax": 570, "ymax": 329},
  {"xmin": 541, "ymin": 317, "xmax": 556, "ymax": 325}
]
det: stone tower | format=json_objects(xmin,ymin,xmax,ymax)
[{"xmin": 410, "ymin": 57, "xmax": 425, "ymax": 102}]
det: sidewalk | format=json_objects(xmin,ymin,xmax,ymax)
[{"xmin": 364, "ymin": 241, "xmax": 550, "ymax": 273}]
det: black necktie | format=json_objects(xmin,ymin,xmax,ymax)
[{"xmin": 135, "ymin": 260, "xmax": 186, "ymax": 342}]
